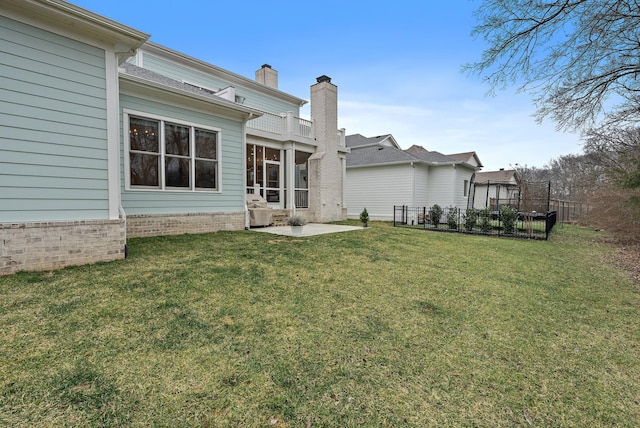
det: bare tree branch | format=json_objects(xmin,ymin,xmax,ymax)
[{"xmin": 465, "ymin": 0, "xmax": 640, "ymax": 132}]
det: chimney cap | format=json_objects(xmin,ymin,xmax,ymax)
[
  {"xmin": 261, "ymin": 64, "xmax": 272, "ymax": 69},
  {"xmin": 316, "ymin": 75, "xmax": 331, "ymax": 83}
]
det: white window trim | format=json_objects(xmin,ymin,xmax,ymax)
[{"xmin": 123, "ymin": 109, "xmax": 222, "ymax": 192}]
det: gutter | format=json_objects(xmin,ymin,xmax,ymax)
[
  {"xmin": 119, "ymin": 205, "xmax": 128, "ymax": 258},
  {"xmin": 347, "ymin": 159, "xmax": 427, "ymax": 169}
]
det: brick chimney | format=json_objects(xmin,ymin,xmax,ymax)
[
  {"xmin": 308, "ymin": 75, "xmax": 346, "ymax": 222},
  {"xmin": 255, "ymin": 64, "xmax": 278, "ymax": 89}
]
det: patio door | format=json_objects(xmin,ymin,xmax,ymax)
[
  {"xmin": 265, "ymin": 162, "xmax": 281, "ymax": 205},
  {"xmin": 247, "ymin": 144, "xmax": 284, "ymax": 208}
]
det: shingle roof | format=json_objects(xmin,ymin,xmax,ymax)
[
  {"xmin": 120, "ymin": 63, "xmax": 264, "ymax": 121},
  {"xmin": 404, "ymin": 145, "xmax": 457, "ymax": 163},
  {"xmin": 345, "ymin": 134, "xmax": 394, "ymax": 148},
  {"xmin": 448, "ymin": 151, "xmax": 484, "ymax": 167},
  {"xmin": 475, "ymin": 169, "xmax": 518, "ymax": 184},
  {"xmin": 346, "ymin": 145, "xmax": 417, "ymax": 167},
  {"xmin": 346, "ymin": 136, "xmax": 482, "ymax": 170},
  {"xmin": 120, "ymin": 62, "xmax": 241, "ymax": 104}
]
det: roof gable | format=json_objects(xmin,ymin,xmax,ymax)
[
  {"xmin": 475, "ymin": 169, "xmax": 518, "ymax": 184},
  {"xmin": 448, "ymin": 151, "xmax": 484, "ymax": 168},
  {"xmin": 2, "ymin": 0, "xmax": 149, "ymax": 54},
  {"xmin": 346, "ymin": 134, "xmax": 399, "ymax": 149}
]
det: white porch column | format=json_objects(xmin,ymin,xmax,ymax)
[
  {"xmin": 285, "ymin": 143, "xmax": 295, "ymax": 211},
  {"xmin": 285, "ymin": 111, "xmax": 295, "ymax": 140}
]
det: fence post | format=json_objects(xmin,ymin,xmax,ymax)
[{"xmin": 423, "ymin": 206, "xmax": 427, "ymax": 229}]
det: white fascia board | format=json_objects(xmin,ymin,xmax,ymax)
[
  {"xmin": 2, "ymin": 0, "xmax": 149, "ymax": 52},
  {"xmin": 140, "ymin": 43, "xmax": 308, "ymax": 107},
  {"xmin": 119, "ymin": 73, "xmax": 264, "ymax": 122},
  {"xmin": 380, "ymin": 135, "xmax": 401, "ymax": 149}
]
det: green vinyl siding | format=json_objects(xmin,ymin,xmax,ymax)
[
  {"xmin": 120, "ymin": 94, "xmax": 245, "ymax": 215},
  {"xmin": 141, "ymin": 52, "xmax": 300, "ymax": 116},
  {"xmin": 0, "ymin": 15, "xmax": 109, "ymax": 223}
]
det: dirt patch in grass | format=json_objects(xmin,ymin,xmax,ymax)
[{"xmin": 605, "ymin": 237, "xmax": 640, "ymax": 284}]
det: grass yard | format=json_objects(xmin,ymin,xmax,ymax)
[{"xmin": 1, "ymin": 222, "xmax": 638, "ymax": 427}]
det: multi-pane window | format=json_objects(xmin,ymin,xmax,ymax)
[{"xmin": 128, "ymin": 115, "xmax": 219, "ymax": 191}]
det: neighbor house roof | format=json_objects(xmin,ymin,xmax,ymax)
[
  {"xmin": 404, "ymin": 145, "xmax": 459, "ymax": 164},
  {"xmin": 448, "ymin": 151, "xmax": 484, "ymax": 168},
  {"xmin": 346, "ymin": 134, "xmax": 399, "ymax": 149},
  {"xmin": 347, "ymin": 145, "xmax": 417, "ymax": 167},
  {"xmin": 346, "ymin": 135, "xmax": 483, "ymax": 170},
  {"xmin": 475, "ymin": 169, "xmax": 518, "ymax": 185}
]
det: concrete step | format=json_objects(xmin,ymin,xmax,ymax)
[{"xmin": 270, "ymin": 210, "xmax": 290, "ymax": 226}]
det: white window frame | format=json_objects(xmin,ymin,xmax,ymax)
[{"xmin": 124, "ymin": 110, "xmax": 222, "ymax": 192}]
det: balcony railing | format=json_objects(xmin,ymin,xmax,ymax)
[
  {"xmin": 247, "ymin": 111, "xmax": 313, "ymax": 141},
  {"xmin": 295, "ymin": 189, "xmax": 309, "ymax": 208}
]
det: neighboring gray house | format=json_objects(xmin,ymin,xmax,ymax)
[
  {"xmin": 345, "ymin": 134, "xmax": 482, "ymax": 220},
  {"xmin": 472, "ymin": 169, "xmax": 520, "ymax": 210},
  {"xmin": 0, "ymin": 0, "xmax": 347, "ymax": 275}
]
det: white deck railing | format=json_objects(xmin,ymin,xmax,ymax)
[
  {"xmin": 247, "ymin": 111, "xmax": 284, "ymax": 135},
  {"xmin": 247, "ymin": 111, "xmax": 314, "ymax": 140}
]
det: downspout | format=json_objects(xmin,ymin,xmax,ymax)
[
  {"xmin": 119, "ymin": 205, "xmax": 128, "ymax": 258},
  {"xmin": 242, "ymin": 113, "xmax": 256, "ymax": 230}
]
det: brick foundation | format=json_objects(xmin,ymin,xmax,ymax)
[
  {"xmin": 125, "ymin": 211, "xmax": 245, "ymax": 238},
  {"xmin": 0, "ymin": 219, "xmax": 126, "ymax": 276}
]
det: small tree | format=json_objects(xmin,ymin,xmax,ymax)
[
  {"xmin": 500, "ymin": 205, "xmax": 519, "ymax": 234},
  {"xmin": 447, "ymin": 206, "xmax": 459, "ymax": 230},
  {"xmin": 429, "ymin": 204, "xmax": 443, "ymax": 228},
  {"xmin": 463, "ymin": 208, "xmax": 478, "ymax": 231},
  {"xmin": 359, "ymin": 207, "xmax": 369, "ymax": 227}
]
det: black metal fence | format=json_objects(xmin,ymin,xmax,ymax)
[
  {"xmin": 471, "ymin": 179, "xmax": 589, "ymax": 224},
  {"xmin": 549, "ymin": 199, "xmax": 590, "ymax": 223},
  {"xmin": 393, "ymin": 205, "xmax": 557, "ymax": 240}
]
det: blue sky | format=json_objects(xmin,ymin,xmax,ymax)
[{"xmin": 72, "ymin": 0, "xmax": 583, "ymax": 171}]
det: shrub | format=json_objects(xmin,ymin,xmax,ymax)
[
  {"xmin": 429, "ymin": 204, "xmax": 443, "ymax": 227},
  {"xmin": 287, "ymin": 214, "xmax": 306, "ymax": 226},
  {"xmin": 463, "ymin": 208, "xmax": 478, "ymax": 231},
  {"xmin": 500, "ymin": 205, "xmax": 519, "ymax": 234},
  {"xmin": 447, "ymin": 206, "xmax": 459, "ymax": 229},
  {"xmin": 478, "ymin": 208, "xmax": 493, "ymax": 232},
  {"xmin": 359, "ymin": 208, "xmax": 369, "ymax": 225}
]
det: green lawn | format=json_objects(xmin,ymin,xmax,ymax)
[{"xmin": 1, "ymin": 223, "xmax": 638, "ymax": 427}]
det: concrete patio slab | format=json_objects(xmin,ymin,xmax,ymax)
[{"xmin": 250, "ymin": 223, "xmax": 364, "ymax": 237}]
